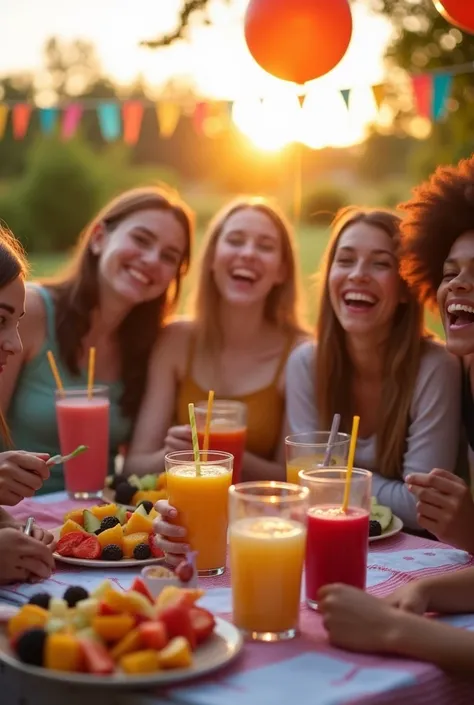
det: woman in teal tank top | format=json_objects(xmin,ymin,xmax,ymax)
[{"xmin": 1, "ymin": 186, "xmax": 194, "ymax": 494}]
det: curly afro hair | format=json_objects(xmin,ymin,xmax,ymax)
[{"xmin": 400, "ymin": 155, "xmax": 474, "ymax": 309}]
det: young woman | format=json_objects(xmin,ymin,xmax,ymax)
[
  {"xmin": 0, "ymin": 227, "xmax": 55, "ymax": 584},
  {"xmin": 285, "ymin": 207, "xmax": 465, "ymax": 530},
  {"xmin": 125, "ymin": 197, "xmax": 308, "ymax": 486},
  {"xmin": 0, "ymin": 186, "xmax": 193, "ymax": 494}
]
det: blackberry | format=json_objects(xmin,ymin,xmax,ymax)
[
  {"xmin": 99, "ymin": 516, "xmax": 120, "ymax": 532},
  {"xmin": 15, "ymin": 628, "xmax": 47, "ymax": 667},
  {"xmin": 133, "ymin": 543, "xmax": 152, "ymax": 560},
  {"xmin": 369, "ymin": 520, "xmax": 382, "ymax": 537},
  {"xmin": 115, "ymin": 481, "xmax": 136, "ymax": 505},
  {"xmin": 137, "ymin": 500, "xmax": 153, "ymax": 514},
  {"xmin": 109, "ymin": 474, "xmax": 121, "ymax": 490},
  {"xmin": 101, "ymin": 544, "xmax": 123, "ymax": 561},
  {"xmin": 28, "ymin": 592, "xmax": 51, "ymax": 610},
  {"xmin": 63, "ymin": 586, "xmax": 89, "ymax": 607}
]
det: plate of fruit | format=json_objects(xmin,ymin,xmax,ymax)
[
  {"xmin": 54, "ymin": 502, "xmax": 165, "ymax": 567},
  {"xmin": 0, "ymin": 581, "xmax": 243, "ymax": 687},
  {"xmin": 369, "ymin": 497, "xmax": 403, "ymax": 542},
  {"xmin": 103, "ymin": 473, "xmax": 167, "ymax": 511}
]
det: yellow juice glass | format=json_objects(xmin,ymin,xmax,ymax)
[
  {"xmin": 285, "ymin": 431, "xmax": 350, "ymax": 484},
  {"xmin": 229, "ymin": 481, "xmax": 309, "ymax": 641},
  {"xmin": 165, "ymin": 450, "xmax": 233, "ymax": 577}
]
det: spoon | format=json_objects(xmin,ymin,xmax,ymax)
[{"xmin": 47, "ymin": 445, "xmax": 88, "ymax": 466}]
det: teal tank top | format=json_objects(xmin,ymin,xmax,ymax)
[{"xmin": 6, "ymin": 285, "xmax": 132, "ymax": 494}]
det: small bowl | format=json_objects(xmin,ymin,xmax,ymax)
[{"xmin": 141, "ymin": 552, "xmax": 198, "ymax": 600}]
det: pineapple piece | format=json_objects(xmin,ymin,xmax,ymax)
[
  {"xmin": 120, "ymin": 649, "xmax": 159, "ymax": 674},
  {"xmin": 158, "ymin": 637, "xmax": 192, "ymax": 669}
]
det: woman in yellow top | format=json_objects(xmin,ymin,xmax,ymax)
[{"xmin": 125, "ymin": 197, "xmax": 308, "ymax": 481}]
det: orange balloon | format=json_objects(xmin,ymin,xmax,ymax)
[
  {"xmin": 434, "ymin": 0, "xmax": 474, "ymax": 34},
  {"xmin": 244, "ymin": 0, "xmax": 352, "ymax": 85}
]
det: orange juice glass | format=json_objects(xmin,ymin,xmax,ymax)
[
  {"xmin": 195, "ymin": 400, "xmax": 247, "ymax": 483},
  {"xmin": 165, "ymin": 450, "xmax": 233, "ymax": 577},
  {"xmin": 229, "ymin": 481, "xmax": 309, "ymax": 641},
  {"xmin": 285, "ymin": 431, "xmax": 350, "ymax": 484}
]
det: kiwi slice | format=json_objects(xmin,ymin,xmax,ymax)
[
  {"xmin": 133, "ymin": 503, "xmax": 148, "ymax": 517},
  {"xmin": 140, "ymin": 474, "xmax": 157, "ymax": 491},
  {"xmin": 115, "ymin": 505, "xmax": 127, "ymax": 525},
  {"xmin": 370, "ymin": 504, "xmax": 393, "ymax": 531}
]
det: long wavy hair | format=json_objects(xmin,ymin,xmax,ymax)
[
  {"xmin": 315, "ymin": 207, "xmax": 428, "ymax": 480},
  {"xmin": 41, "ymin": 186, "xmax": 194, "ymax": 422}
]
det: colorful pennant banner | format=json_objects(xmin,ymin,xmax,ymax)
[{"xmin": 410, "ymin": 72, "xmax": 454, "ymax": 121}]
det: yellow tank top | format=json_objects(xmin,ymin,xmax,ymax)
[{"xmin": 176, "ymin": 336, "xmax": 295, "ymax": 460}]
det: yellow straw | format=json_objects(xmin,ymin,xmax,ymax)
[
  {"xmin": 47, "ymin": 350, "xmax": 64, "ymax": 395},
  {"xmin": 342, "ymin": 415, "xmax": 360, "ymax": 513},
  {"xmin": 87, "ymin": 347, "xmax": 96, "ymax": 400},
  {"xmin": 202, "ymin": 389, "xmax": 215, "ymax": 457},
  {"xmin": 188, "ymin": 403, "xmax": 201, "ymax": 476}
]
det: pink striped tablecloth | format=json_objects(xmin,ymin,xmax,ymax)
[{"xmin": 2, "ymin": 493, "xmax": 474, "ymax": 705}]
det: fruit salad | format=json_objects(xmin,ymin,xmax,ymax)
[
  {"xmin": 108, "ymin": 473, "xmax": 167, "ymax": 508},
  {"xmin": 369, "ymin": 497, "xmax": 393, "ymax": 537},
  {"xmin": 5, "ymin": 580, "xmax": 216, "ymax": 676},
  {"xmin": 57, "ymin": 503, "xmax": 164, "ymax": 562}
]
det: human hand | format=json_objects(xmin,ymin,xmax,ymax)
[
  {"xmin": 0, "ymin": 451, "xmax": 50, "ymax": 505},
  {"xmin": 153, "ymin": 499, "xmax": 189, "ymax": 567},
  {"xmin": 383, "ymin": 581, "xmax": 431, "ymax": 615},
  {"xmin": 164, "ymin": 426, "xmax": 193, "ymax": 454},
  {"xmin": 0, "ymin": 527, "xmax": 55, "ymax": 584}
]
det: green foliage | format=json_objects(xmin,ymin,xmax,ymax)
[{"xmin": 301, "ymin": 183, "xmax": 349, "ymax": 224}]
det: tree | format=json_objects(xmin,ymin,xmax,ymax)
[{"xmin": 140, "ymin": 0, "xmax": 227, "ymax": 48}]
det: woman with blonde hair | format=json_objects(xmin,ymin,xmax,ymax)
[
  {"xmin": 125, "ymin": 196, "xmax": 308, "ymax": 487},
  {"xmin": 1, "ymin": 186, "xmax": 194, "ymax": 494},
  {"xmin": 285, "ymin": 206, "xmax": 465, "ymax": 529}
]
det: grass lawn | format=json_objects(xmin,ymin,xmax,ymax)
[{"xmin": 28, "ymin": 224, "xmax": 444, "ymax": 338}]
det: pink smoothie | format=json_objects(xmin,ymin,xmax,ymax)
[
  {"xmin": 56, "ymin": 397, "xmax": 110, "ymax": 494},
  {"xmin": 305, "ymin": 504, "xmax": 369, "ymax": 602}
]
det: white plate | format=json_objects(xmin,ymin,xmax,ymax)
[
  {"xmin": 369, "ymin": 515, "xmax": 403, "ymax": 543},
  {"xmin": 0, "ymin": 616, "xmax": 243, "ymax": 688},
  {"xmin": 52, "ymin": 528, "xmax": 164, "ymax": 569}
]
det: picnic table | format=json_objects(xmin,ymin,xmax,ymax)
[{"xmin": 1, "ymin": 492, "xmax": 474, "ymax": 705}]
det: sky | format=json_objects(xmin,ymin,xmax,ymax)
[{"xmin": 1, "ymin": 0, "xmax": 394, "ymax": 149}]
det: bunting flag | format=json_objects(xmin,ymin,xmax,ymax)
[
  {"xmin": 297, "ymin": 95, "xmax": 306, "ymax": 108},
  {"xmin": 411, "ymin": 75, "xmax": 432, "ymax": 120},
  {"xmin": 371, "ymin": 84, "xmax": 386, "ymax": 111},
  {"xmin": 61, "ymin": 103, "xmax": 82, "ymax": 140},
  {"xmin": 0, "ymin": 105, "xmax": 9, "ymax": 140},
  {"xmin": 340, "ymin": 88, "xmax": 351, "ymax": 110},
  {"xmin": 156, "ymin": 102, "xmax": 180, "ymax": 138},
  {"xmin": 122, "ymin": 100, "xmax": 144, "ymax": 145},
  {"xmin": 12, "ymin": 103, "xmax": 32, "ymax": 140},
  {"xmin": 97, "ymin": 102, "xmax": 121, "ymax": 142},
  {"xmin": 432, "ymin": 74, "xmax": 453, "ymax": 121},
  {"xmin": 39, "ymin": 107, "xmax": 58, "ymax": 134},
  {"xmin": 193, "ymin": 102, "xmax": 208, "ymax": 135}
]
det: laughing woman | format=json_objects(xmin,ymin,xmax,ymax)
[{"xmin": 285, "ymin": 207, "xmax": 466, "ymax": 530}]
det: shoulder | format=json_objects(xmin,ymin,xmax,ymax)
[
  {"xmin": 148, "ymin": 317, "xmax": 195, "ymax": 374},
  {"xmin": 287, "ymin": 340, "xmax": 317, "ymax": 382},
  {"xmin": 20, "ymin": 285, "xmax": 50, "ymax": 357},
  {"xmin": 411, "ymin": 338, "xmax": 461, "ymax": 409},
  {"xmin": 418, "ymin": 338, "xmax": 460, "ymax": 380}
]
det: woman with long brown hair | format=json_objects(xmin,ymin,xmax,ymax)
[
  {"xmin": 285, "ymin": 206, "xmax": 464, "ymax": 529},
  {"xmin": 0, "ymin": 186, "xmax": 194, "ymax": 494}
]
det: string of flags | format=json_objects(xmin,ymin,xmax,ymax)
[{"xmin": 0, "ymin": 66, "xmax": 465, "ymax": 144}]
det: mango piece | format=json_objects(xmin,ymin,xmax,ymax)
[
  {"xmin": 123, "ymin": 591, "xmax": 154, "ymax": 619},
  {"xmin": 156, "ymin": 473, "xmax": 167, "ymax": 490},
  {"xmin": 110, "ymin": 627, "xmax": 142, "ymax": 661},
  {"xmin": 97, "ymin": 523, "xmax": 124, "ymax": 549},
  {"xmin": 158, "ymin": 637, "xmax": 192, "ymax": 669},
  {"xmin": 155, "ymin": 587, "xmax": 204, "ymax": 612},
  {"xmin": 120, "ymin": 649, "xmax": 159, "ymax": 674},
  {"xmin": 132, "ymin": 490, "xmax": 167, "ymax": 507},
  {"xmin": 90, "ymin": 503, "xmax": 118, "ymax": 520},
  {"xmin": 101, "ymin": 588, "xmax": 130, "ymax": 614},
  {"xmin": 122, "ymin": 532, "xmax": 149, "ymax": 558},
  {"xmin": 45, "ymin": 633, "xmax": 83, "ymax": 672},
  {"xmin": 92, "ymin": 614, "xmax": 135, "ymax": 642},
  {"xmin": 8, "ymin": 605, "xmax": 49, "ymax": 638},
  {"xmin": 60, "ymin": 519, "xmax": 86, "ymax": 537},
  {"xmin": 63, "ymin": 509, "xmax": 85, "ymax": 527},
  {"xmin": 123, "ymin": 512, "xmax": 153, "ymax": 536}
]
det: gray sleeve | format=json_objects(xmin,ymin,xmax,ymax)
[
  {"xmin": 372, "ymin": 343, "xmax": 463, "ymax": 529},
  {"xmin": 285, "ymin": 342, "xmax": 319, "ymax": 433}
]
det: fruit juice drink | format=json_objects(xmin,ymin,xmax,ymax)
[
  {"xmin": 305, "ymin": 504, "xmax": 369, "ymax": 602},
  {"xmin": 166, "ymin": 463, "xmax": 232, "ymax": 574},
  {"xmin": 285, "ymin": 432, "xmax": 350, "ymax": 485},
  {"xmin": 195, "ymin": 401, "xmax": 247, "ymax": 484},
  {"xmin": 56, "ymin": 390, "xmax": 109, "ymax": 498},
  {"xmin": 197, "ymin": 426, "xmax": 246, "ymax": 483},
  {"xmin": 287, "ymin": 454, "xmax": 326, "ymax": 485},
  {"xmin": 230, "ymin": 516, "xmax": 306, "ymax": 635}
]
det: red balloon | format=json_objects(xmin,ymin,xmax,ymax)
[
  {"xmin": 434, "ymin": 0, "xmax": 474, "ymax": 34},
  {"xmin": 244, "ymin": 0, "xmax": 353, "ymax": 85}
]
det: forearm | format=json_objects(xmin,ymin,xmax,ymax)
[
  {"xmin": 0, "ymin": 507, "xmax": 15, "ymax": 527},
  {"xmin": 389, "ymin": 611, "xmax": 474, "ymax": 674},
  {"xmin": 240, "ymin": 452, "xmax": 286, "ymax": 482},
  {"xmin": 123, "ymin": 449, "xmax": 166, "ymax": 477},
  {"xmin": 371, "ymin": 475, "xmax": 419, "ymax": 529},
  {"xmin": 417, "ymin": 567, "xmax": 474, "ymax": 614}
]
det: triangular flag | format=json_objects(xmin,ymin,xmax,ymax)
[
  {"xmin": 156, "ymin": 102, "xmax": 180, "ymax": 138},
  {"xmin": 193, "ymin": 102, "xmax": 208, "ymax": 134},
  {"xmin": 371, "ymin": 84, "xmax": 386, "ymax": 111},
  {"xmin": 297, "ymin": 94, "xmax": 306, "ymax": 108},
  {"xmin": 39, "ymin": 107, "xmax": 58, "ymax": 134},
  {"xmin": 432, "ymin": 74, "xmax": 453, "ymax": 121},
  {"xmin": 122, "ymin": 101, "xmax": 144, "ymax": 145},
  {"xmin": 97, "ymin": 102, "xmax": 121, "ymax": 142},
  {"xmin": 12, "ymin": 103, "xmax": 32, "ymax": 140},
  {"xmin": 61, "ymin": 104, "xmax": 82, "ymax": 140},
  {"xmin": 0, "ymin": 105, "xmax": 9, "ymax": 140},
  {"xmin": 340, "ymin": 89, "xmax": 351, "ymax": 110},
  {"xmin": 412, "ymin": 75, "xmax": 432, "ymax": 119}
]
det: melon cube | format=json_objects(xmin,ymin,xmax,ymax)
[{"xmin": 123, "ymin": 532, "xmax": 149, "ymax": 558}]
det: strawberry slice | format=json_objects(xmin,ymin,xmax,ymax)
[
  {"xmin": 148, "ymin": 533, "xmax": 164, "ymax": 559},
  {"xmin": 189, "ymin": 606, "xmax": 216, "ymax": 645},
  {"xmin": 129, "ymin": 577, "xmax": 154, "ymax": 605},
  {"xmin": 158, "ymin": 595, "xmax": 196, "ymax": 650},
  {"xmin": 72, "ymin": 535, "xmax": 101, "ymax": 560},
  {"xmin": 56, "ymin": 531, "xmax": 88, "ymax": 557}
]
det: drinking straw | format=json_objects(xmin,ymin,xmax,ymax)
[
  {"xmin": 322, "ymin": 413, "xmax": 341, "ymax": 467},
  {"xmin": 342, "ymin": 415, "xmax": 360, "ymax": 513},
  {"xmin": 87, "ymin": 347, "xmax": 96, "ymax": 400},
  {"xmin": 188, "ymin": 403, "xmax": 201, "ymax": 476},
  {"xmin": 202, "ymin": 389, "xmax": 215, "ymax": 456},
  {"xmin": 46, "ymin": 350, "xmax": 64, "ymax": 395}
]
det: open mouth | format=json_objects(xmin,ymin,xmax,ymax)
[
  {"xmin": 447, "ymin": 303, "xmax": 474, "ymax": 329},
  {"xmin": 230, "ymin": 267, "xmax": 259, "ymax": 285},
  {"xmin": 343, "ymin": 291, "xmax": 377, "ymax": 311}
]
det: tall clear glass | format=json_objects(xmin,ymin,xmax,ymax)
[
  {"xmin": 285, "ymin": 431, "xmax": 351, "ymax": 484},
  {"xmin": 195, "ymin": 400, "xmax": 247, "ymax": 483}
]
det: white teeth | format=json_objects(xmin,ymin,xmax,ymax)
[
  {"xmin": 231, "ymin": 268, "xmax": 258, "ymax": 282},
  {"xmin": 343, "ymin": 292, "xmax": 377, "ymax": 304},
  {"xmin": 128, "ymin": 268, "xmax": 150, "ymax": 285},
  {"xmin": 447, "ymin": 303, "xmax": 474, "ymax": 315}
]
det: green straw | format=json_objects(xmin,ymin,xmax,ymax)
[{"xmin": 188, "ymin": 402, "xmax": 201, "ymax": 476}]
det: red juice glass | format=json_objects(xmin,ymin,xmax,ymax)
[
  {"xmin": 55, "ymin": 386, "xmax": 110, "ymax": 500},
  {"xmin": 299, "ymin": 467, "xmax": 372, "ymax": 610},
  {"xmin": 195, "ymin": 400, "xmax": 247, "ymax": 483}
]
